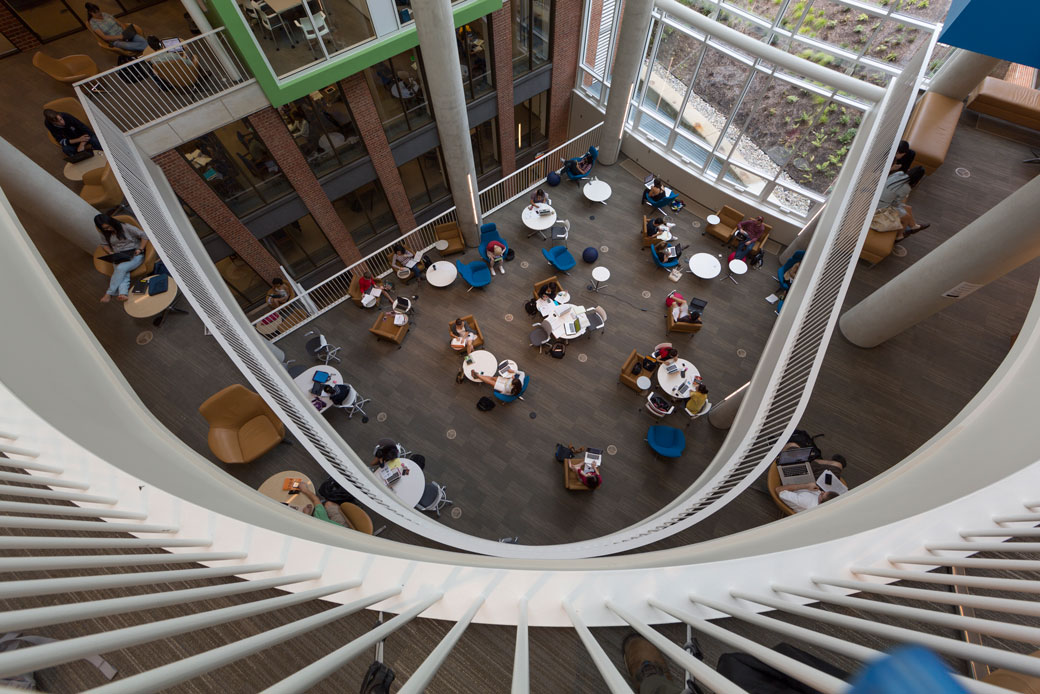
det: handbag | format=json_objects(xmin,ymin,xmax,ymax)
[{"xmin": 871, "ymin": 207, "xmax": 902, "ymax": 232}]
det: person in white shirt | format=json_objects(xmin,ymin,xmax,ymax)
[
  {"xmin": 776, "ymin": 483, "xmax": 840, "ymax": 513},
  {"xmin": 475, "ymin": 372, "xmax": 523, "ymax": 396}
]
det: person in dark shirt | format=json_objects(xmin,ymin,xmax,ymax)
[
  {"xmin": 44, "ymin": 110, "xmax": 101, "ymax": 158},
  {"xmin": 890, "ymin": 139, "xmax": 916, "ymax": 174},
  {"xmin": 322, "ymin": 384, "xmax": 353, "ymax": 406}
]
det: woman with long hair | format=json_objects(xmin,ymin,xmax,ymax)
[{"xmin": 95, "ymin": 214, "xmax": 147, "ymax": 303}]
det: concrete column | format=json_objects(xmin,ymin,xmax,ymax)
[
  {"xmin": 0, "ymin": 137, "xmax": 103, "ymax": 253},
  {"xmin": 708, "ymin": 382, "xmax": 749, "ymax": 430},
  {"xmin": 599, "ymin": 0, "xmax": 655, "ymax": 166},
  {"xmin": 411, "ymin": 0, "xmax": 482, "ymax": 246},
  {"xmin": 840, "ymin": 175, "xmax": 1040, "ymax": 348},
  {"xmin": 928, "ymin": 49, "xmax": 1001, "ymax": 102}
]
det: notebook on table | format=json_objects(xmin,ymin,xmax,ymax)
[{"xmin": 161, "ymin": 37, "xmax": 183, "ymax": 52}]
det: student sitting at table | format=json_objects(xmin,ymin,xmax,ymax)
[
  {"xmin": 358, "ymin": 272, "xmax": 389, "ymax": 308},
  {"xmin": 685, "ymin": 383, "xmax": 709, "ymax": 415},
  {"xmin": 653, "ymin": 238, "xmax": 682, "ymax": 262},
  {"xmin": 475, "ymin": 372, "xmax": 523, "ymax": 397},
  {"xmin": 321, "ymin": 384, "xmax": 353, "ymax": 407},
  {"xmin": 285, "ymin": 486, "xmax": 347, "ymax": 526},
  {"xmin": 451, "ymin": 317, "xmax": 478, "ymax": 354},
  {"xmin": 529, "ymin": 188, "xmax": 551, "ymax": 207},
  {"xmin": 265, "ymin": 278, "xmax": 290, "ymax": 308},
  {"xmin": 775, "ymin": 482, "xmax": 841, "ymax": 514},
  {"xmin": 371, "ymin": 438, "xmax": 425, "ymax": 470},
  {"xmin": 537, "ymin": 281, "xmax": 559, "ymax": 300},
  {"xmin": 95, "ymin": 214, "xmax": 147, "ymax": 303},
  {"xmin": 645, "ymin": 217, "xmax": 669, "ymax": 240},
  {"xmin": 648, "ymin": 178, "xmax": 679, "ymax": 204},
  {"xmin": 653, "ymin": 346, "xmax": 679, "ymax": 363},
  {"xmin": 665, "ymin": 292, "xmax": 702, "ymax": 324},
  {"xmin": 487, "ymin": 238, "xmax": 506, "ymax": 276},
  {"xmin": 391, "ymin": 243, "xmax": 426, "ymax": 280},
  {"xmin": 568, "ymin": 456, "xmax": 602, "ymax": 490}
]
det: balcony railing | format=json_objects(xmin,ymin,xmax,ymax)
[{"xmin": 75, "ymin": 28, "xmax": 253, "ymax": 133}]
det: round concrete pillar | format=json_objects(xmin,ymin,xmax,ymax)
[
  {"xmin": 599, "ymin": 0, "xmax": 655, "ymax": 166},
  {"xmin": 708, "ymin": 382, "xmax": 749, "ymax": 430},
  {"xmin": 928, "ymin": 49, "xmax": 1002, "ymax": 102},
  {"xmin": 840, "ymin": 175, "xmax": 1040, "ymax": 348}
]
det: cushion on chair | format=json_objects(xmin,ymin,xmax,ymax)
[
  {"xmin": 968, "ymin": 76, "xmax": 1040, "ymax": 133},
  {"xmin": 198, "ymin": 384, "xmax": 285, "ymax": 464},
  {"xmin": 435, "ymin": 222, "xmax": 465, "ymax": 255},
  {"xmin": 646, "ymin": 425, "xmax": 686, "ymax": 458},
  {"xmin": 237, "ymin": 415, "xmax": 283, "ymax": 462}
]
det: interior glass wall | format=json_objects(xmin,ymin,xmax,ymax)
[
  {"xmin": 471, "ymin": 118, "xmax": 500, "ymax": 178},
  {"xmin": 364, "ymin": 47, "xmax": 433, "ymax": 141},
  {"xmin": 177, "ymin": 120, "xmax": 292, "ymax": 218},
  {"xmin": 332, "ymin": 180, "xmax": 396, "ymax": 246},
  {"xmin": 456, "ymin": 18, "xmax": 493, "ymax": 101},
  {"xmin": 278, "ymin": 85, "xmax": 363, "ymax": 178},
  {"xmin": 514, "ymin": 92, "xmax": 547, "ymax": 156},
  {"xmin": 259, "ymin": 214, "xmax": 339, "ymax": 278},
  {"xmin": 511, "ymin": 0, "xmax": 550, "ymax": 76},
  {"xmin": 398, "ymin": 147, "xmax": 450, "ymax": 214}
]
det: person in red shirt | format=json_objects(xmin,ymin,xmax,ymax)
[
  {"xmin": 357, "ymin": 272, "xmax": 389, "ymax": 308},
  {"xmin": 486, "ymin": 239, "xmax": 506, "ymax": 276}
]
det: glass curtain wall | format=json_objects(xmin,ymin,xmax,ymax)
[
  {"xmin": 514, "ymin": 93, "xmax": 547, "ymax": 159},
  {"xmin": 456, "ymin": 17, "xmax": 493, "ymax": 101},
  {"xmin": 511, "ymin": 0, "xmax": 550, "ymax": 76},
  {"xmin": 364, "ymin": 48, "xmax": 434, "ymax": 141},
  {"xmin": 278, "ymin": 85, "xmax": 364, "ymax": 178},
  {"xmin": 177, "ymin": 120, "xmax": 292, "ymax": 218},
  {"xmin": 332, "ymin": 180, "xmax": 396, "ymax": 245},
  {"xmin": 577, "ymin": 0, "xmax": 953, "ymax": 219}
]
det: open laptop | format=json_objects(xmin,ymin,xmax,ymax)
[
  {"xmin": 161, "ymin": 37, "xmax": 183, "ymax": 52},
  {"xmin": 777, "ymin": 446, "xmax": 816, "ymax": 485},
  {"xmin": 689, "ymin": 297, "xmax": 708, "ymax": 313},
  {"xmin": 663, "ymin": 245, "xmax": 679, "ymax": 260},
  {"xmin": 97, "ymin": 251, "xmax": 135, "ymax": 264},
  {"xmin": 643, "ymin": 173, "xmax": 655, "ymax": 188}
]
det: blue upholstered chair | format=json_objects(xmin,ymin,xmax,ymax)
[
  {"xmin": 776, "ymin": 250, "xmax": 805, "ymax": 313},
  {"xmin": 478, "ymin": 223, "xmax": 508, "ymax": 263},
  {"xmin": 651, "ymin": 243, "xmax": 679, "ymax": 269},
  {"xmin": 643, "ymin": 188, "xmax": 677, "ymax": 214},
  {"xmin": 646, "ymin": 426, "xmax": 686, "ymax": 458},
  {"xmin": 493, "ymin": 373, "xmax": 530, "ymax": 403},
  {"xmin": 561, "ymin": 146, "xmax": 598, "ymax": 183},
  {"xmin": 542, "ymin": 246, "xmax": 576, "ymax": 273},
  {"xmin": 456, "ymin": 259, "xmax": 491, "ymax": 290}
]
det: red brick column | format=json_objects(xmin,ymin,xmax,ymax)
[
  {"xmin": 248, "ymin": 107, "xmax": 365, "ymax": 266},
  {"xmin": 152, "ymin": 150, "xmax": 285, "ymax": 284},
  {"xmin": 0, "ymin": 5, "xmax": 40, "ymax": 52},
  {"xmin": 490, "ymin": 0, "xmax": 516, "ymax": 176},
  {"xmin": 547, "ymin": 0, "xmax": 583, "ymax": 147},
  {"xmin": 339, "ymin": 74, "xmax": 418, "ymax": 236}
]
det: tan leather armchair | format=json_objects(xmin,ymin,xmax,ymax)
[
  {"xmin": 449, "ymin": 314, "xmax": 484, "ymax": 352},
  {"xmin": 564, "ymin": 459, "xmax": 594, "ymax": 491},
  {"xmin": 532, "ymin": 276, "xmax": 564, "ymax": 300},
  {"xmin": 619, "ymin": 349, "xmax": 646, "ymax": 391},
  {"xmin": 198, "ymin": 384, "xmax": 285, "ymax": 464},
  {"xmin": 348, "ymin": 274, "xmax": 365, "ymax": 307},
  {"xmin": 370, "ymin": 312, "xmax": 409, "ymax": 344},
  {"xmin": 43, "ymin": 98, "xmax": 89, "ymax": 147},
  {"xmin": 340, "ymin": 503, "xmax": 375, "ymax": 534},
  {"xmin": 80, "ymin": 164, "xmax": 124, "ymax": 210},
  {"xmin": 860, "ymin": 227, "xmax": 898, "ymax": 266},
  {"xmin": 33, "ymin": 52, "xmax": 99, "ymax": 84},
  {"xmin": 93, "ymin": 215, "xmax": 157, "ymax": 280},
  {"xmin": 666, "ymin": 311, "xmax": 702, "ymax": 335},
  {"xmin": 705, "ymin": 205, "xmax": 743, "ymax": 243},
  {"xmin": 640, "ymin": 215, "xmax": 657, "ymax": 248},
  {"xmin": 435, "ymin": 221, "xmax": 465, "ymax": 255}
]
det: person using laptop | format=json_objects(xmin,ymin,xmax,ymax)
[
  {"xmin": 284, "ymin": 486, "xmax": 348, "ymax": 526},
  {"xmin": 390, "ymin": 243, "xmax": 426, "ymax": 281},
  {"xmin": 567, "ymin": 455, "xmax": 601, "ymax": 490},
  {"xmin": 475, "ymin": 372, "xmax": 523, "ymax": 397},
  {"xmin": 685, "ymin": 383, "xmax": 709, "ymax": 416},
  {"xmin": 486, "ymin": 238, "xmax": 506, "ymax": 276},
  {"xmin": 85, "ymin": 2, "xmax": 147, "ymax": 53},
  {"xmin": 653, "ymin": 238, "xmax": 682, "ymax": 263},
  {"xmin": 529, "ymin": 188, "xmax": 551, "ymax": 208},
  {"xmin": 264, "ymin": 278, "xmax": 290, "ymax": 309},
  {"xmin": 95, "ymin": 214, "xmax": 147, "ymax": 304},
  {"xmin": 775, "ymin": 482, "xmax": 841, "ymax": 513},
  {"xmin": 665, "ymin": 292, "xmax": 702, "ymax": 325},
  {"xmin": 44, "ymin": 109, "xmax": 102, "ymax": 159},
  {"xmin": 647, "ymin": 178, "xmax": 679, "ymax": 205}
]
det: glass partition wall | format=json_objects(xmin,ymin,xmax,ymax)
[{"xmin": 578, "ymin": 0, "xmax": 951, "ymax": 220}]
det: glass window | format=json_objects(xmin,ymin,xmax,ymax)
[
  {"xmin": 181, "ymin": 201, "xmax": 216, "ymax": 242},
  {"xmin": 364, "ymin": 48, "xmax": 433, "ymax": 141},
  {"xmin": 260, "ymin": 214, "xmax": 339, "ymax": 278},
  {"xmin": 216, "ymin": 255, "xmax": 269, "ymax": 308},
  {"xmin": 332, "ymin": 180, "xmax": 396, "ymax": 245},
  {"xmin": 456, "ymin": 18, "xmax": 493, "ymax": 101},
  {"xmin": 177, "ymin": 120, "xmax": 292, "ymax": 218},
  {"xmin": 277, "ymin": 85, "xmax": 363, "ymax": 178},
  {"xmin": 6, "ymin": 0, "xmax": 81, "ymax": 41},
  {"xmin": 514, "ymin": 93, "xmax": 547, "ymax": 156},
  {"xmin": 398, "ymin": 147, "xmax": 450, "ymax": 213},
  {"xmin": 512, "ymin": 0, "xmax": 550, "ymax": 76},
  {"xmin": 471, "ymin": 118, "xmax": 500, "ymax": 177}
]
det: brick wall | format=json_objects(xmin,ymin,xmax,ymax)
[
  {"xmin": 339, "ymin": 74, "xmax": 418, "ymax": 238},
  {"xmin": 548, "ymin": 0, "xmax": 582, "ymax": 147},
  {"xmin": 0, "ymin": 4, "xmax": 40, "ymax": 52},
  {"xmin": 152, "ymin": 150, "xmax": 285, "ymax": 285},
  {"xmin": 490, "ymin": 0, "xmax": 517, "ymax": 176},
  {"xmin": 248, "ymin": 107, "xmax": 364, "ymax": 266}
]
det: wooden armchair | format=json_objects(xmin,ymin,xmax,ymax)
[
  {"xmin": 532, "ymin": 276, "xmax": 564, "ymax": 300},
  {"xmin": 435, "ymin": 221, "xmax": 465, "ymax": 255},
  {"xmin": 448, "ymin": 314, "xmax": 484, "ymax": 352},
  {"xmin": 640, "ymin": 215, "xmax": 656, "ymax": 248},
  {"xmin": 705, "ymin": 205, "xmax": 744, "ymax": 243},
  {"xmin": 619, "ymin": 349, "xmax": 646, "ymax": 391},
  {"xmin": 666, "ymin": 312, "xmax": 702, "ymax": 335},
  {"xmin": 370, "ymin": 311, "xmax": 409, "ymax": 345}
]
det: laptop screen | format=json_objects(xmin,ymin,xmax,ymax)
[
  {"xmin": 777, "ymin": 446, "xmax": 814, "ymax": 465},
  {"xmin": 162, "ymin": 37, "xmax": 183, "ymax": 52}
]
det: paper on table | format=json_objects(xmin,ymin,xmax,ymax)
[
  {"xmin": 393, "ymin": 314, "xmax": 408, "ymax": 326},
  {"xmin": 370, "ymin": 287, "xmax": 383, "ymax": 297},
  {"xmin": 765, "ymin": 294, "xmax": 779, "ymax": 304},
  {"xmin": 816, "ymin": 471, "xmax": 848, "ymax": 494}
]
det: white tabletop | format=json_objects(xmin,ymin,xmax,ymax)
[
  {"xmin": 548, "ymin": 304, "xmax": 591, "ymax": 340},
  {"xmin": 656, "ymin": 358, "xmax": 700, "ymax": 398},
  {"xmin": 463, "ymin": 349, "xmax": 497, "ymax": 381},
  {"xmin": 433, "ymin": 239, "xmax": 450, "ymax": 251},
  {"xmin": 689, "ymin": 253, "xmax": 722, "ymax": 279},
  {"xmin": 729, "ymin": 259, "xmax": 749, "ymax": 275},
  {"xmin": 293, "ymin": 365, "xmax": 343, "ymax": 413},
  {"xmin": 426, "ymin": 260, "xmax": 457, "ymax": 287},
  {"xmin": 635, "ymin": 376, "xmax": 653, "ymax": 391},
  {"xmin": 592, "ymin": 266, "xmax": 610, "ymax": 282},
  {"xmin": 386, "ymin": 459, "xmax": 425, "ymax": 507},
  {"xmin": 706, "ymin": 214, "xmax": 721, "ymax": 226},
  {"xmin": 522, "ymin": 203, "xmax": 557, "ymax": 230},
  {"xmin": 583, "ymin": 179, "xmax": 612, "ymax": 202},
  {"xmin": 498, "ymin": 359, "xmax": 518, "ymax": 376},
  {"xmin": 64, "ymin": 151, "xmax": 107, "ymax": 182}
]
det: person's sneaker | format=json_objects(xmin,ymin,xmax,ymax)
[
  {"xmin": 623, "ymin": 632, "xmax": 670, "ymax": 686},
  {"xmin": 489, "ymin": 267, "xmax": 496, "ymax": 276},
  {"xmin": 500, "ymin": 265, "xmax": 506, "ymax": 274}
]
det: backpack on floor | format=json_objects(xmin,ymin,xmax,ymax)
[
  {"xmin": 477, "ymin": 396, "xmax": 496, "ymax": 411},
  {"xmin": 360, "ymin": 661, "xmax": 395, "ymax": 694},
  {"xmin": 504, "ymin": 248, "xmax": 516, "ymax": 261},
  {"xmin": 549, "ymin": 342, "xmax": 566, "ymax": 359},
  {"xmin": 524, "ymin": 298, "xmax": 538, "ymax": 316},
  {"xmin": 554, "ymin": 443, "xmax": 575, "ymax": 463},
  {"xmin": 788, "ymin": 429, "xmax": 824, "ymax": 460},
  {"xmin": 747, "ymin": 249, "xmax": 765, "ymax": 269}
]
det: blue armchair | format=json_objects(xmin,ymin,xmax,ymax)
[
  {"xmin": 643, "ymin": 188, "xmax": 678, "ymax": 214},
  {"xmin": 456, "ymin": 259, "xmax": 491, "ymax": 291},
  {"xmin": 542, "ymin": 246, "xmax": 576, "ymax": 273},
  {"xmin": 493, "ymin": 373, "xmax": 530, "ymax": 403},
  {"xmin": 651, "ymin": 243, "xmax": 679, "ymax": 269},
  {"xmin": 561, "ymin": 146, "xmax": 598, "ymax": 183},
  {"xmin": 478, "ymin": 223, "xmax": 508, "ymax": 263},
  {"xmin": 646, "ymin": 425, "xmax": 686, "ymax": 458},
  {"xmin": 776, "ymin": 250, "xmax": 804, "ymax": 313}
]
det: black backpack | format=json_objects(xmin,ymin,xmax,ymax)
[
  {"xmin": 748, "ymin": 249, "xmax": 765, "ymax": 269},
  {"xmin": 360, "ymin": 661, "xmax": 395, "ymax": 694},
  {"xmin": 317, "ymin": 477, "xmax": 356, "ymax": 505},
  {"xmin": 477, "ymin": 396, "xmax": 496, "ymax": 411},
  {"xmin": 504, "ymin": 248, "xmax": 516, "ymax": 261},
  {"xmin": 788, "ymin": 429, "xmax": 824, "ymax": 460},
  {"xmin": 554, "ymin": 443, "xmax": 574, "ymax": 462},
  {"xmin": 117, "ymin": 54, "xmax": 151, "ymax": 83},
  {"xmin": 549, "ymin": 342, "xmax": 566, "ymax": 359},
  {"xmin": 524, "ymin": 298, "xmax": 538, "ymax": 316}
]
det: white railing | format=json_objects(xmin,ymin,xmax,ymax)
[{"xmin": 75, "ymin": 28, "xmax": 252, "ymax": 133}]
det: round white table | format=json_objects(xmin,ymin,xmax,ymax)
[
  {"xmin": 582, "ymin": 179, "xmax": 612, "ymax": 204},
  {"xmin": 706, "ymin": 214, "xmax": 721, "ymax": 226},
  {"xmin": 635, "ymin": 376, "xmax": 652, "ymax": 391},
  {"xmin": 463, "ymin": 349, "xmax": 497, "ymax": 381},
  {"xmin": 386, "ymin": 459, "xmax": 425, "ymax": 507},
  {"xmin": 293, "ymin": 365, "xmax": 344, "ymax": 413},
  {"xmin": 426, "ymin": 261, "xmax": 457, "ymax": 287},
  {"xmin": 689, "ymin": 253, "xmax": 722, "ymax": 279},
  {"xmin": 656, "ymin": 358, "xmax": 700, "ymax": 398},
  {"xmin": 433, "ymin": 239, "xmax": 450, "ymax": 251},
  {"xmin": 591, "ymin": 266, "xmax": 610, "ymax": 290},
  {"xmin": 548, "ymin": 304, "xmax": 589, "ymax": 340},
  {"xmin": 522, "ymin": 203, "xmax": 556, "ymax": 231},
  {"xmin": 726, "ymin": 259, "xmax": 749, "ymax": 284}
]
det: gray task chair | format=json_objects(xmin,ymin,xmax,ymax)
[
  {"xmin": 416, "ymin": 482, "xmax": 453, "ymax": 517},
  {"xmin": 529, "ymin": 320, "xmax": 552, "ymax": 353},
  {"xmin": 330, "ymin": 383, "xmax": 370, "ymax": 422},
  {"xmin": 550, "ymin": 219, "xmax": 570, "ymax": 247},
  {"xmin": 303, "ymin": 331, "xmax": 342, "ymax": 364},
  {"xmin": 586, "ymin": 305, "xmax": 607, "ymax": 337}
]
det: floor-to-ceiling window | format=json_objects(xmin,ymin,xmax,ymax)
[
  {"xmin": 511, "ymin": 0, "xmax": 550, "ymax": 76},
  {"xmin": 514, "ymin": 93, "xmax": 547, "ymax": 161},
  {"xmin": 259, "ymin": 214, "xmax": 339, "ymax": 278},
  {"xmin": 278, "ymin": 85, "xmax": 364, "ymax": 178},
  {"xmin": 332, "ymin": 180, "xmax": 396, "ymax": 246},
  {"xmin": 364, "ymin": 47, "xmax": 433, "ymax": 141},
  {"xmin": 397, "ymin": 147, "xmax": 450, "ymax": 214},
  {"xmin": 457, "ymin": 17, "xmax": 493, "ymax": 101},
  {"xmin": 471, "ymin": 118, "xmax": 500, "ymax": 178}
]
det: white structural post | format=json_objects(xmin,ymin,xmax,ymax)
[
  {"xmin": 410, "ymin": 0, "xmax": 482, "ymax": 246},
  {"xmin": 708, "ymin": 382, "xmax": 748, "ymax": 429},
  {"xmin": 599, "ymin": 0, "xmax": 655, "ymax": 166},
  {"xmin": 928, "ymin": 49, "xmax": 1002, "ymax": 101},
  {"xmin": 839, "ymin": 175, "xmax": 1040, "ymax": 347},
  {"xmin": 0, "ymin": 137, "xmax": 106, "ymax": 253}
]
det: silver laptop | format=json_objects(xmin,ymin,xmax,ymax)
[
  {"xmin": 778, "ymin": 461, "xmax": 814, "ymax": 486},
  {"xmin": 585, "ymin": 448, "xmax": 602, "ymax": 465},
  {"xmin": 643, "ymin": 173, "xmax": 655, "ymax": 188},
  {"xmin": 664, "ymin": 246, "xmax": 678, "ymax": 260}
]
